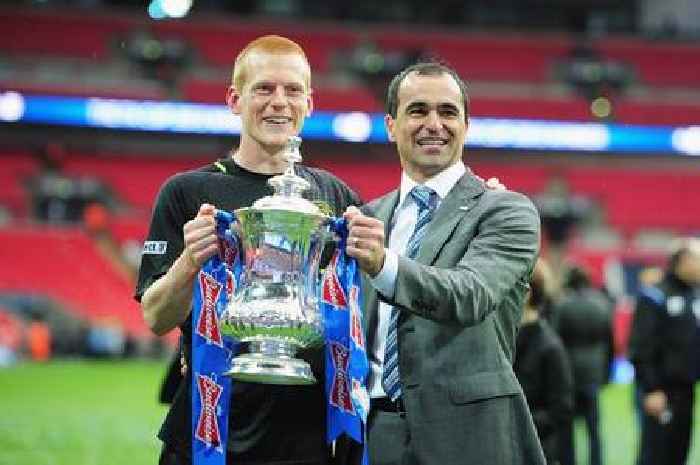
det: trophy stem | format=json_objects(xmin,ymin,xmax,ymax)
[
  {"xmin": 249, "ymin": 339, "xmax": 297, "ymax": 358},
  {"xmin": 224, "ymin": 338, "xmax": 317, "ymax": 385}
]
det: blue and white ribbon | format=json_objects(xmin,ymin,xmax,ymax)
[
  {"xmin": 322, "ymin": 218, "xmax": 370, "ymax": 464},
  {"xmin": 191, "ymin": 210, "xmax": 240, "ymax": 465}
]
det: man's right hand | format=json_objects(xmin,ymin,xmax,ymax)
[
  {"xmin": 141, "ymin": 203, "xmax": 220, "ymax": 336},
  {"xmin": 344, "ymin": 206, "xmax": 387, "ymax": 277},
  {"xmin": 182, "ymin": 203, "xmax": 219, "ymax": 274}
]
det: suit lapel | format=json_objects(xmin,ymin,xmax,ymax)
[{"xmin": 417, "ymin": 171, "xmax": 485, "ymax": 265}]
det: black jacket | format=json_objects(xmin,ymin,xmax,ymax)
[
  {"xmin": 515, "ymin": 319, "xmax": 574, "ymax": 463},
  {"xmin": 552, "ymin": 288, "xmax": 614, "ymax": 388},
  {"xmin": 628, "ymin": 274, "xmax": 700, "ymax": 393}
]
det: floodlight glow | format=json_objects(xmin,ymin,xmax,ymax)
[
  {"xmin": 161, "ymin": 0, "xmax": 193, "ymax": 18},
  {"xmin": 671, "ymin": 126, "xmax": 700, "ymax": 156},
  {"xmin": 591, "ymin": 97, "xmax": 612, "ymax": 119},
  {"xmin": 3, "ymin": 91, "xmax": 697, "ymax": 155},
  {"xmin": 469, "ymin": 119, "xmax": 609, "ymax": 151},
  {"xmin": 85, "ymin": 98, "xmax": 238, "ymax": 134},
  {"xmin": 147, "ymin": 1, "xmax": 167, "ymax": 19},
  {"xmin": 332, "ymin": 112, "xmax": 372, "ymax": 142},
  {"xmin": 0, "ymin": 91, "xmax": 25, "ymax": 122}
]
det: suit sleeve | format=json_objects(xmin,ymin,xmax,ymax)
[
  {"xmin": 389, "ymin": 191, "xmax": 540, "ymax": 326},
  {"xmin": 628, "ymin": 293, "xmax": 664, "ymax": 393}
]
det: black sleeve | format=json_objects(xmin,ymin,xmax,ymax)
[
  {"xmin": 301, "ymin": 167, "xmax": 363, "ymax": 214},
  {"xmin": 604, "ymin": 309, "xmax": 615, "ymax": 385},
  {"xmin": 628, "ymin": 294, "xmax": 664, "ymax": 393},
  {"xmin": 134, "ymin": 174, "xmax": 196, "ymax": 301},
  {"xmin": 532, "ymin": 343, "xmax": 574, "ymax": 436},
  {"xmin": 340, "ymin": 182, "xmax": 363, "ymax": 209},
  {"xmin": 326, "ymin": 170, "xmax": 362, "ymax": 210}
]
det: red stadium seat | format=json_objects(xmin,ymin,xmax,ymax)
[
  {"xmin": 0, "ymin": 226, "xmax": 149, "ymax": 337},
  {"xmin": 0, "ymin": 10, "xmax": 131, "ymax": 60},
  {"xmin": 0, "ymin": 152, "xmax": 40, "ymax": 218},
  {"xmin": 598, "ymin": 38, "xmax": 700, "ymax": 88},
  {"xmin": 372, "ymin": 31, "xmax": 572, "ymax": 83},
  {"xmin": 61, "ymin": 154, "xmax": 213, "ymax": 210}
]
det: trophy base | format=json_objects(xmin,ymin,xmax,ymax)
[
  {"xmin": 223, "ymin": 339, "xmax": 317, "ymax": 385},
  {"xmin": 224, "ymin": 354, "xmax": 316, "ymax": 385}
]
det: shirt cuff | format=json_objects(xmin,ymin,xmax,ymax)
[{"xmin": 369, "ymin": 248, "xmax": 397, "ymax": 299}]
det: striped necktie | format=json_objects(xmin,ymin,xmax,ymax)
[{"xmin": 382, "ymin": 185, "xmax": 438, "ymax": 401}]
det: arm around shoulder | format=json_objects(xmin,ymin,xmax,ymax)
[{"xmin": 392, "ymin": 190, "xmax": 541, "ymax": 326}]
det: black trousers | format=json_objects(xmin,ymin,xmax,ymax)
[
  {"xmin": 559, "ymin": 384, "xmax": 602, "ymax": 465},
  {"xmin": 333, "ymin": 400, "xmax": 414, "ymax": 465},
  {"xmin": 637, "ymin": 385, "xmax": 695, "ymax": 465},
  {"xmin": 159, "ymin": 443, "xmax": 188, "ymax": 465},
  {"xmin": 159, "ymin": 441, "xmax": 334, "ymax": 465}
]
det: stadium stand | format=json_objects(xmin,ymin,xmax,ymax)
[
  {"xmin": 0, "ymin": 225, "xmax": 148, "ymax": 338},
  {"xmin": 0, "ymin": 152, "xmax": 39, "ymax": 218},
  {"xmin": 60, "ymin": 154, "xmax": 210, "ymax": 211},
  {"xmin": 2, "ymin": 7, "xmax": 700, "ymax": 124}
]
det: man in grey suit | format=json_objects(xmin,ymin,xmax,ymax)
[{"xmin": 343, "ymin": 62, "xmax": 546, "ymax": 465}]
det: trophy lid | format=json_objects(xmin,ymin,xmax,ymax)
[{"xmin": 249, "ymin": 136, "xmax": 324, "ymax": 216}]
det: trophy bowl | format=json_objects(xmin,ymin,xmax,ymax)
[{"xmin": 219, "ymin": 137, "xmax": 331, "ymax": 385}]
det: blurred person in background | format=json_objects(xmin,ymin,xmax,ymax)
[
  {"xmin": 135, "ymin": 35, "xmax": 361, "ymax": 465},
  {"xmin": 27, "ymin": 313, "xmax": 52, "ymax": 361},
  {"xmin": 533, "ymin": 177, "xmax": 591, "ymax": 273},
  {"xmin": 628, "ymin": 238, "xmax": 700, "ymax": 465},
  {"xmin": 631, "ymin": 265, "xmax": 664, "ymax": 438},
  {"xmin": 552, "ymin": 265, "xmax": 614, "ymax": 465},
  {"xmin": 27, "ymin": 142, "xmax": 117, "ymax": 223},
  {"xmin": 514, "ymin": 258, "xmax": 574, "ymax": 465},
  {"xmin": 0, "ymin": 309, "xmax": 23, "ymax": 366}
]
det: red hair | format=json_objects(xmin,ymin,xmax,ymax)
[{"xmin": 232, "ymin": 35, "xmax": 310, "ymax": 90}]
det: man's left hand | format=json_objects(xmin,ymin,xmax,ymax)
[
  {"xmin": 344, "ymin": 206, "xmax": 386, "ymax": 277},
  {"xmin": 485, "ymin": 177, "xmax": 506, "ymax": 191},
  {"xmin": 474, "ymin": 175, "xmax": 506, "ymax": 191}
]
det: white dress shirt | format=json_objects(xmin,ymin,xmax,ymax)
[{"xmin": 367, "ymin": 161, "xmax": 467, "ymax": 398}]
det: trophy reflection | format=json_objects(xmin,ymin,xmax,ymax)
[{"xmin": 220, "ymin": 136, "xmax": 329, "ymax": 385}]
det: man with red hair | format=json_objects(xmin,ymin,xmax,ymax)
[{"xmin": 135, "ymin": 35, "xmax": 361, "ymax": 465}]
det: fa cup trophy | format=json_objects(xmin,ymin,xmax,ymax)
[{"xmin": 220, "ymin": 136, "xmax": 330, "ymax": 385}]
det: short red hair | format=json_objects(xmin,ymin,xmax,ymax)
[{"xmin": 232, "ymin": 35, "xmax": 311, "ymax": 91}]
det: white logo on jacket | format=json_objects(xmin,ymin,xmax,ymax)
[
  {"xmin": 666, "ymin": 296, "xmax": 684, "ymax": 316},
  {"xmin": 692, "ymin": 299, "xmax": 700, "ymax": 323},
  {"xmin": 143, "ymin": 241, "xmax": 167, "ymax": 255}
]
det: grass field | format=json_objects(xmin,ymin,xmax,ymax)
[
  {"xmin": 0, "ymin": 360, "xmax": 698, "ymax": 465},
  {"xmin": 0, "ymin": 360, "xmax": 168, "ymax": 465}
]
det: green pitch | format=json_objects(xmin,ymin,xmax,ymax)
[
  {"xmin": 0, "ymin": 360, "xmax": 698, "ymax": 465},
  {"xmin": 0, "ymin": 360, "xmax": 168, "ymax": 465},
  {"xmin": 574, "ymin": 382, "xmax": 699, "ymax": 465}
]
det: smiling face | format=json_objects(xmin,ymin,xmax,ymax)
[
  {"xmin": 227, "ymin": 51, "xmax": 313, "ymax": 153},
  {"xmin": 385, "ymin": 71, "xmax": 468, "ymax": 183}
]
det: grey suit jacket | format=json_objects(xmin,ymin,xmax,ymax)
[{"xmin": 363, "ymin": 170, "xmax": 546, "ymax": 465}]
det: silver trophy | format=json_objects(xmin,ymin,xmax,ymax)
[{"xmin": 220, "ymin": 136, "xmax": 330, "ymax": 385}]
